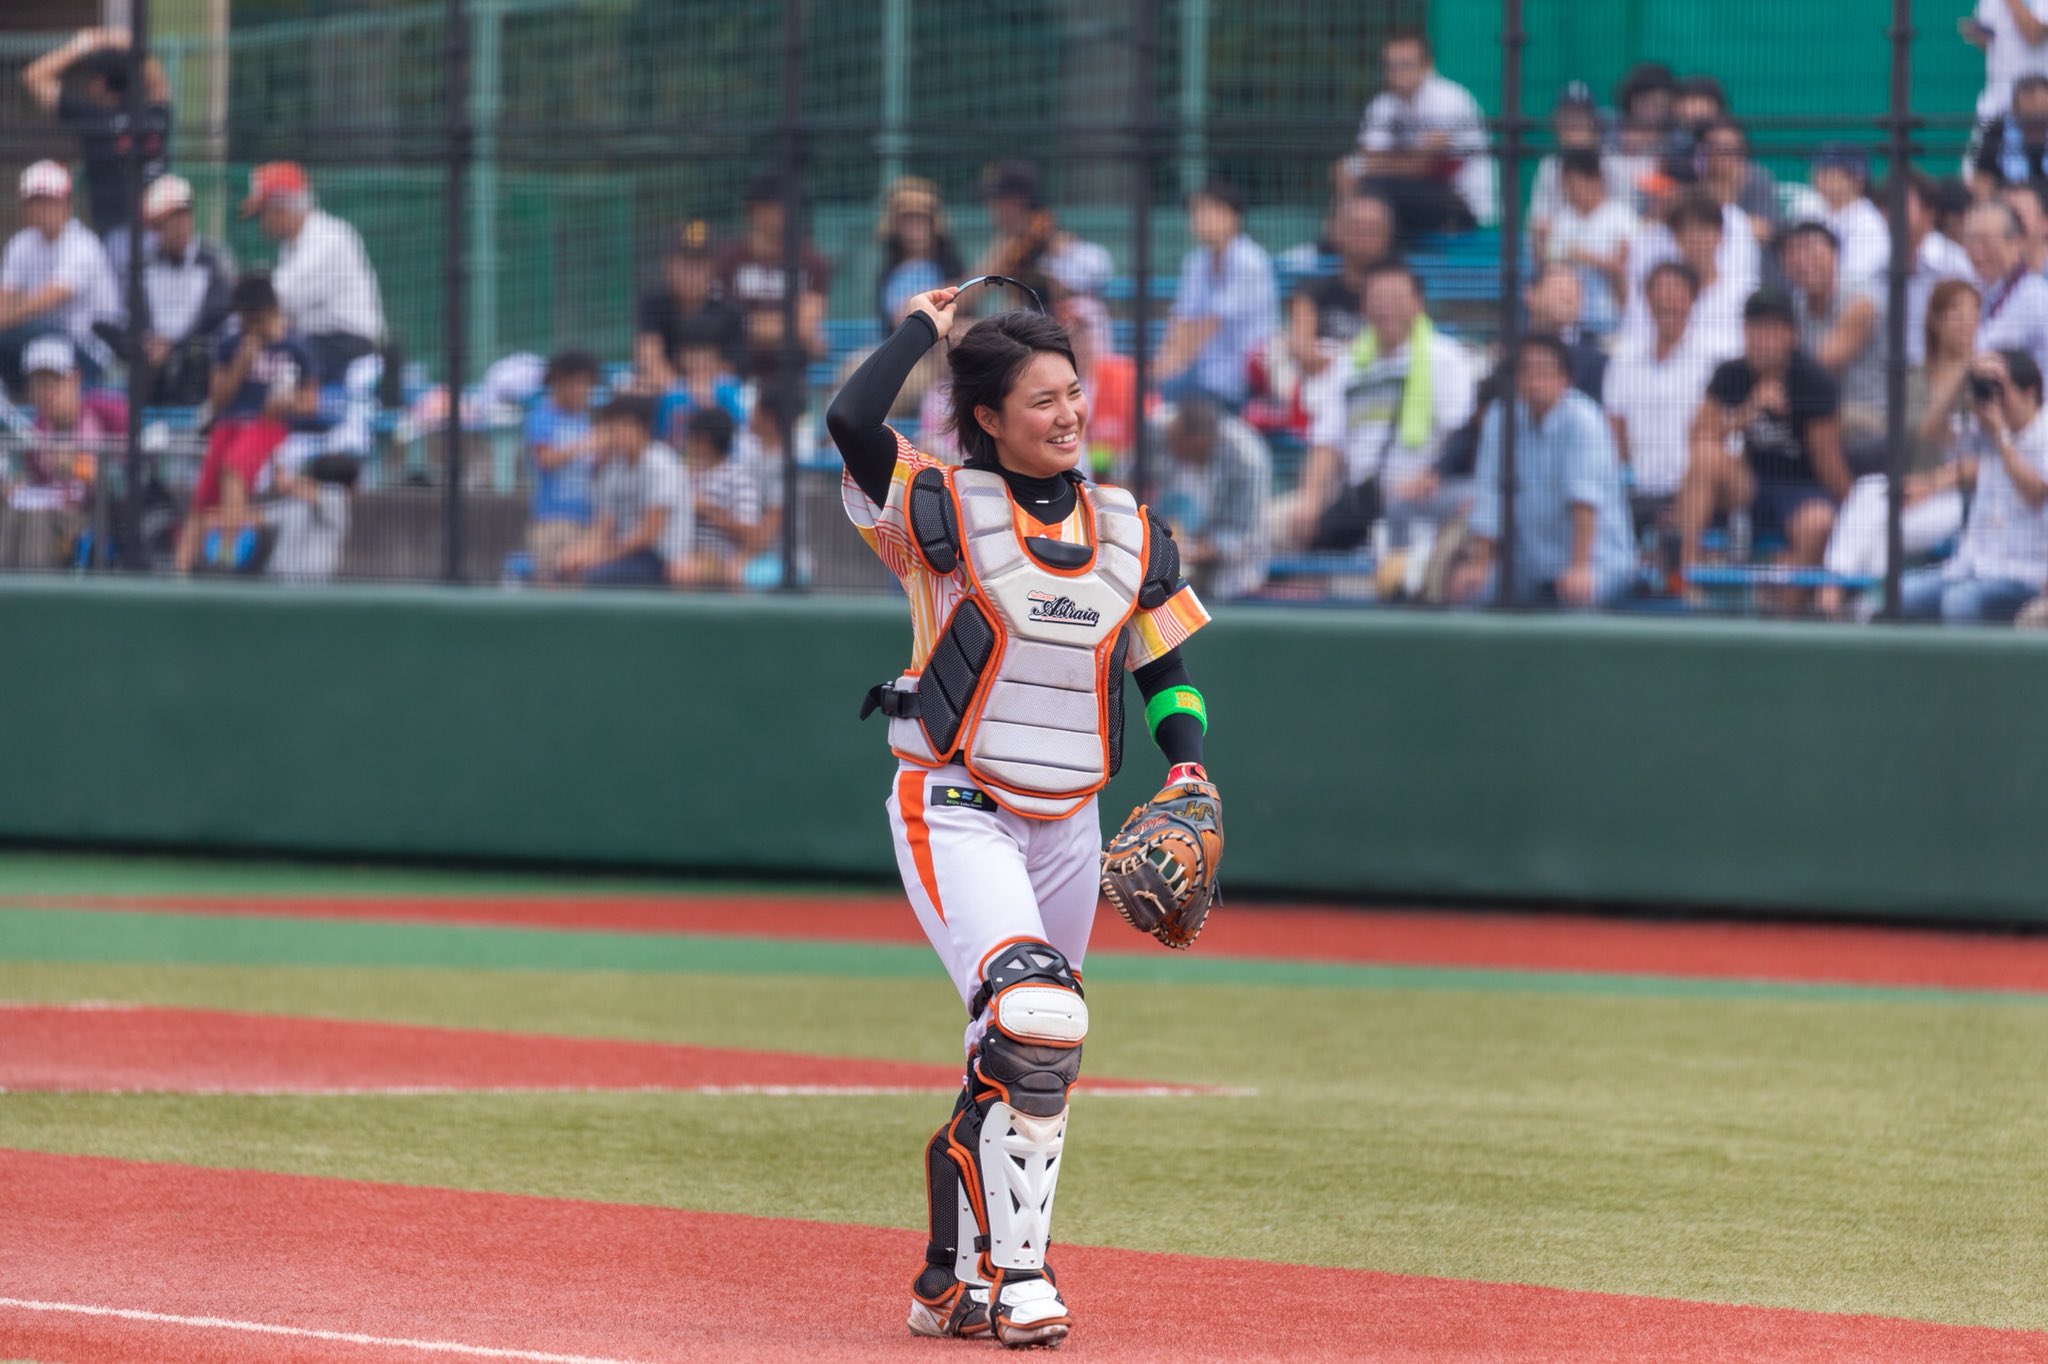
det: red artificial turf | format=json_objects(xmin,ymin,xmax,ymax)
[
  {"xmin": 2, "ymin": 1150, "xmax": 2041, "ymax": 1363},
  {"xmin": 15, "ymin": 890, "xmax": 2048, "ymax": 991},
  {"xmin": 0, "ymin": 1004, "xmax": 1208, "ymax": 1096}
]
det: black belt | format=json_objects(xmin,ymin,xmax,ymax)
[{"xmin": 859, "ymin": 682, "xmax": 921, "ymax": 721}]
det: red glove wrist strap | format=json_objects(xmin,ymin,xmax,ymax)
[{"xmin": 1167, "ymin": 762, "xmax": 1208, "ymax": 786}]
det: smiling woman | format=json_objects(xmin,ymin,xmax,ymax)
[{"xmin": 823, "ymin": 283, "xmax": 1219, "ymax": 1346}]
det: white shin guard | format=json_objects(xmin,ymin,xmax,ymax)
[{"xmin": 977, "ymin": 1101, "xmax": 1068, "ymax": 1272}]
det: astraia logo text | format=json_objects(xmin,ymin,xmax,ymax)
[{"xmin": 1026, "ymin": 590, "xmax": 1101, "ymax": 627}]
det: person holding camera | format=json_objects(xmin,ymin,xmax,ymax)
[{"xmin": 1900, "ymin": 348, "xmax": 2048, "ymax": 623}]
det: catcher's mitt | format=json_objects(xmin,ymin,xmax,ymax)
[{"xmin": 1100, "ymin": 765, "xmax": 1224, "ymax": 950}]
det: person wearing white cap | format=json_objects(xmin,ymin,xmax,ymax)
[
  {"xmin": 104, "ymin": 173, "xmax": 237, "ymax": 405},
  {"xmin": 1, "ymin": 334, "xmax": 127, "ymax": 571},
  {"xmin": 0, "ymin": 160, "xmax": 120, "ymax": 396}
]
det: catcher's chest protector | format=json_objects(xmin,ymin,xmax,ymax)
[{"xmin": 891, "ymin": 468, "xmax": 1148, "ymax": 819}]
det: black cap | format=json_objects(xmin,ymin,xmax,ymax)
[
  {"xmin": 1812, "ymin": 142, "xmax": 1870, "ymax": 180},
  {"xmin": 743, "ymin": 171, "xmax": 788, "ymax": 206},
  {"xmin": 685, "ymin": 404, "xmax": 736, "ymax": 454},
  {"xmin": 980, "ymin": 159, "xmax": 1043, "ymax": 206},
  {"xmin": 668, "ymin": 218, "xmax": 713, "ymax": 258},
  {"xmin": 1553, "ymin": 80, "xmax": 1597, "ymax": 112},
  {"xmin": 1743, "ymin": 286, "xmax": 1797, "ymax": 325}
]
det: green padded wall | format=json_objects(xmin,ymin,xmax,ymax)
[
  {"xmin": 1, "ymin": 580, "xmax": 2042, "ymax": 924},
  {"xmin": 1430, "ymin": 0, "xmax": 1983, "ymax": 133}
]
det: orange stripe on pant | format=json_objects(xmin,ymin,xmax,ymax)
[{"xmin": 898, "ymin": 767, "xmax": 947, "ymax": 924}]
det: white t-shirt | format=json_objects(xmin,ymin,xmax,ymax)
[
  {"xmin": 1542, "ymin": 198, "xmax": 1636, "ymax": 324},
  {"xmin": 1306, "ymin": 327, "xmax": 1476, "ymax": 487},
  {"xmin": 1616, "ymin": 266, "xmax": 1746, "ymax": 364},
  {"xmin": 1359, "ymin": 71, "xmax": 1496, "ymax": 223},
  {"xmin": 0, "ymin": 219, "xmax": 119, "ymax": 349},
  {"xmin": 1824, "ymin": 197, "xmax": 1891, "ymax": 286},
  {"xmin": 1979, "ymin": 268, "xmax": 2048, "ymax": 380},
  {"xmin": 1952, "ymin": 412, "xmax": 2048, "ymax": 584},
  {"xmin": 1976, "ymin": 0, "xmax": 2048, "ymax": 118},
  {"xmin": 1527, "ymin": 156, "xmax": 1641, "ymax": 233},
  {"xmin": 274, "ymin": 209, "xmax": 387, "ymax": 342},
  {"xmin": 1622, "ymin": 204, "xmax": 1759, "ymax": 318},
  {"xmin": 1605, "ymin": 331, "xmax": 1726, "ymax": 498}
]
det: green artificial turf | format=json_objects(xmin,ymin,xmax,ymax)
[
  {"xmin": 4, "ymin": 953, "xmax": 2045, "ymax": 1329},
  {"xmin": 6, "ymin": 909, "xmax": 2040, "ymax": 1006}
]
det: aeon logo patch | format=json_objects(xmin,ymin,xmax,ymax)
[{"xmin": 1026, "ymin": 590, "xmax": 1101, "ymax": 627}]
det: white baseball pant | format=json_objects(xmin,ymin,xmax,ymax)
[{"xmin": 885, "ymin": 761, "xmax": 1102, "ymax": 1053}]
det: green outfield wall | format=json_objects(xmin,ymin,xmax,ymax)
[{"xmin": 1, "ymin": 580, "xmax": 2040, "ymax": 924}]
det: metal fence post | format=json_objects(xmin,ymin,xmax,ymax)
[
  {"xmin": 777, "ymin": 0, "xmax": 805, "ymax": 591},
  {"xmin": 1494, "ymin": 0, "xmax": 1524, "ymax": 608},
  {"xmin": 443, "ymin": 0, "xmax": 470, "ymax": 584},
  {"xmin": 1130, "ymin": 0, "xmax": 1160, "ymax": 503},
  {"xmin": 1177, "ymin": 0, "xmax": 1208, "ymax": 196},
  {"xmin": 117, "ymin": 0, "xmax": 152, "ymax": 574},
  {"xmin": 1881, "ymin": 0, "xmax": 1913, "ymax": 619}
]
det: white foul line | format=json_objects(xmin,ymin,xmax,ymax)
[{"xmin": 0, "ymin": 1297, "xmax": 647, "ymax": 1364}]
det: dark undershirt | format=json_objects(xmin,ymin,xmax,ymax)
[{"xmin": 826, "ymin": 314, "xmax": 1205, "ymax": 770}]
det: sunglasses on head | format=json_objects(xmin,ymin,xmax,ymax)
[{"xmin": 951, "ymin": 274, "xmax": 1049, "ymax": 315}]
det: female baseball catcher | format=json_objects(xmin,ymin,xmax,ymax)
[{"xmin": 826, "ymin": 278, "xmax": 1223, "ymax": 1348}]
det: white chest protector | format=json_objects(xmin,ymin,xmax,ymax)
[{"xmin": 883, "ymin": 466, "xmax": 1162, "ymax": 819}]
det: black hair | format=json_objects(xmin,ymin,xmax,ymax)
[
  {"xmin": 1645, "ymin": 259, "xmax": 1702, "ymax": 298},
  {"xmin": 945, "ymin": 310, "xmax": 1078, "ymax": 467},
  {"xmin": 1383, "ymin": 29, "xmax": 1430, "ymax": 60},
  {"xmin": 1191, "ymin": 179, "xmax": 1246, "ymax": 218},
  {"xmin": 1776, "ymin": 219, "xmax": 1841, "ymax": 256},
  {"xmin": 1515, "ymin": 333, "xmax": 1573, "ymax": 376},
  {"xmin": 1669, "ymin": 190, "xmax": 1724, "ymax": 235},
  {"xmin": 2000, "ymin": 348, "xmax": 2044, "ymax": 403},
  {"xmin": 231, "ymin": 273, "xmax": 280, "ymax": 317},
  {"xmin": 1559, "ymin": 148, "xmax": 1604, "ymax": 182},
  {"xmin": 2017, "ymin": 73, "xmax": 2048, "ymax": 101},
  {"xmin": 1616, "ymin": 62, "xmax": 1677, "ymax": 114},
  {"xmin": 544, "ymin": 349, "xmax": 601, "ymax": 386},
  {"xmin": 1168, "ymin": 395, "xmax": 1224, "ymax": 448},
  {"xmin": 1361, "ymin": 257, "xmax": 1425, "ymax": 300},
  {"xmin": 78, "ymin": 49, "xmax": 131, "ymax": 95},
  {"xmin": 1674, "ymin": 74, "xmax": 1727, "ymax": 112},
  {"xmin": 752, "ymin": 377, "xmax": 807, "ymax": 428},
  {"xmin": 685, "ymin": 404, "xmax": 737, "ymax": 455},
  {"xmin": 1702, "ymin": 117, "xmax": 1747, "ymax": 150},
  {"xmin": 595, "ymin": 393, "xmax": 657, "ymax": 432}
]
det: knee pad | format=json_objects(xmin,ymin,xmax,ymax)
[{"xmin": 971, "ymin": 939, "xmax": 1088, "ymax": 1118}]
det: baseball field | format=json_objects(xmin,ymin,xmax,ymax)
[{"xmin": 2, "ymin": 851, "xmax": 2045, "ymax": 1363}]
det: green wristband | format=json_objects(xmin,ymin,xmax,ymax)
[{"xmin": 1145, "ymin": 685, "xmax": 1208, "ymax": 737}]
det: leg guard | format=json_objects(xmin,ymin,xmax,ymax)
[
  {"xmin": 947, "ymin": 940, "xmax": 1088, "ymax": 1283},
  {"xmin": 909, "ymin": 1081, "xmax": 993, "ymax": 1339}
]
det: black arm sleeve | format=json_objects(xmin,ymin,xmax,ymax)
[
  {"xmin": 1132, "ymin": 648, "xmax": 1206, "ymax": 768},
  {"xmin": 825, "ymin": 312, "xmax": 939, "ymax": 507}
]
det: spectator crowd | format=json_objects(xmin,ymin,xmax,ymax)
[{"xmin": 7, "ymin": 18, "xmax": 2048, "ymax": 623}]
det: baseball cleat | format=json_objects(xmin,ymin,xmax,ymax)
[
  {"xmin": 907, "ymin": 1267, "xmax": 989, "ymax": 1339},
  {"xmin": 990, "ymin": 1273, "xmax": 1071, "ymax": 1349}
]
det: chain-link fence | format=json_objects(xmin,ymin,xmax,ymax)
[{"xmin": 1, "ymin": 1, "xmax": 2034, "ymax": 623}]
